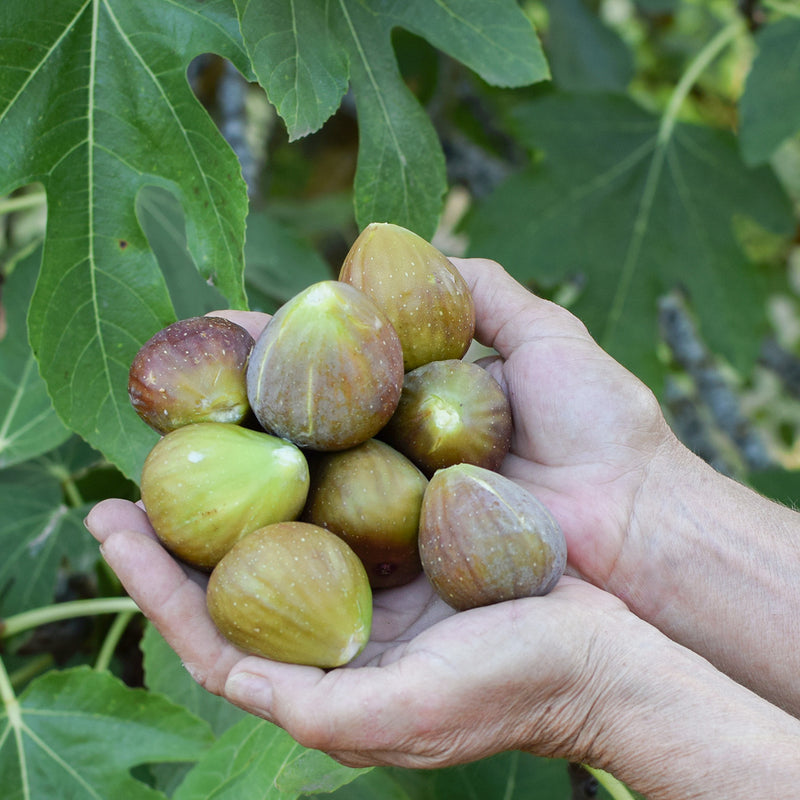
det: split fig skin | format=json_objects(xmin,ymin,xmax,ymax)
[
  {"xmin": 128, "ymin": 316, "xmax": 254, "ymax": 434},
  {"xmin": 339, "ymin": 222, "xmax": 476, "ymax": 372},
  {"xmin": 380, "ymin": 359, "xmax": 512, "ymax": 476},
  {"xmin": 246, "ymin": 280, "xmax": 404, "ymax": 451},
  {"xmin": 140, "ymin": 423, "xmax": 309, "ymax": 569},
  {"xmin": 418, "ymin": 464, "xmax": 567, "ymax": 610},
  {"xmin": 206, "ymin": 521, "xmax": 373, "ymax": 668},
  {"xmin": 302, "ymin": 439, "xmax": 428, "ymax": 589}
]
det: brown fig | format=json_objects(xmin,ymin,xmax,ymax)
[
  {"xmin": 207, "ymin": 521, "xmax": 372, "ymax": 667},
  {"xmin": 380, "ymin": 359, "xmax": 512, "ymax": 476},
  {"xmin": 140, "ymin": 422, "xmax": 309, "ymax": 569},
  {"xmin": 339, "ymin": 222, "xmax": 475, "ymax": 371},
  {"xmin": 129, "ymin": 316, "xmax": 254, "ymax": 434},
  {"xmin": 246, "ymin": 281, "xmax": 404, "ymax": 451},
  {"xmin": 302, "ymin": 439, "xmax": 428, "ymax": 588},
  {"xmin": 419, "ymin": 464, "xmax": 567, "ymax": 610}
]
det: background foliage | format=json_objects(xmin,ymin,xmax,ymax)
[{"xmin": 1, "ymin": 0, "xmax": 798, "ymax": 798}]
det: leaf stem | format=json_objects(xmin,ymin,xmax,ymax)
[
  {"xmin": 94, "ymin": 609, "xmax": 137, "ymax": 672},
  {"xmin": 583, "ymin": 766, "xmax": 637, "ymax": 800},
  {"xmin": 0, "ymin": 656, "xmax": 29, "ymax": 796},
  {"xmin": 0, "ymin": 191, "xmax": 46, "ymax": 215},
  {"xmin": 1, "ymin": 597, "xmax": 139, "ymax": 640},
  {"xmin": 9, "ymin": 654, "xmax": 54, "ymax": 690},
  {"xmin": 657, "ymin": 18, "xmax": 744, "ymax": 146}
]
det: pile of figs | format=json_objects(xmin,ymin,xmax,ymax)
[{"xmin": 129, "ymin": 222, "xmax": 567, "ymax": 668}]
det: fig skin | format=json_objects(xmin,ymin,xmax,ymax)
[
  {"xmin": 128, "ymin": 316, "xmax": 254, "ymax": 434},
  {"xmin": 206, "ymin": 521, "xmax": 373, "ymax": 667},
  {"xmin": 418, "ymin": 464, "xmax": 567, "ymax": 610},
  {"xmin": 302, "ymin": 439, "xmax": 428, "ymax": 589},
  {"xmin": 380, "ymin": 359, "xmax": 512, "ymax": 477},
  {"xmin": 339, "ymin": 222, "xmax": 476, "ymax": 372},
  {"xmin": 140, "ymin": 422, "xmax": 309, "ymax": 569},
  {"xmin": 246, "ymin": 280, "xmax": 404, "ymax": 451}
]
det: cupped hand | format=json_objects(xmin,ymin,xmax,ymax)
[
  {"xmin": 85, "ymin": 497, "xmax": 630, "ymax": 769},
  {"xmin": 450, "ymin": 257, "xmax": 677, "ymax": 591}
]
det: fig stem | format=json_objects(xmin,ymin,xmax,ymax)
[
  {"xmin": 583, "ymin": 765, "xmax": 636, "ymax": 800},
  {"xmin": 0, "ymin": 657, "xmax": 23, "ymax": 766},
  {"xmin": 94, "ymin": 609, "xmax": 138, "ymax": 673},
  {"xmin": 1, "ymin": 597, "xmax": 140, "ymax": 640},
  {"xmin": 0, "ymin": 190, "xmax": 46, "ymax": 215}
]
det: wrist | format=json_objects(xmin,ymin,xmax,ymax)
[{"xmin": 581, "ymin": 613, "xmax": 800, "ymax": 799}]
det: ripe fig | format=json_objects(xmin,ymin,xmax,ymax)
[
  {"xmin": 339, "ymin": 222, "xmax": 476, "ymax": 371},
  {"xmin": 302, "ymin": 439, "xmax": 428, "ymax": 589},
  {"xmin": 380, "ymin": 359, "xmax": 512, "ymax": 476},
  {"xmin": 418, "ymin": 464, "xmax": 567, "ymax": 610},
  {"xmin": 140, "ymin": 422, "xmax": 309, "ymax": 569},
  {"xmin": 129, "ymin": 316, "xmax": 254, "ymax": 434},
  {"xmin": 206, "ymin": 521, "xmax": 372, "ymax": 667},
  {"xmin": 246, "ymin": 280, "xmax": 404, "ymax": 451}
]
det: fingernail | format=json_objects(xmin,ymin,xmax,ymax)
[{"xmin": 226, "ymin": 672, "xmax": 274, "ymax": 721}]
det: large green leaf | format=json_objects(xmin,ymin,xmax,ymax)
[
  {"xmin": 0, "ymin": 666, "xmax": 214, "ymax": 800},
  {"xmin": 466, "ymin": 92, "xmax": 796, "ymax": 388},
  {"xmin": 0, "ymin": 247, "xmax": 70, "ymax": 468},
  {"xmin": 0, "ymin": 0, "xmax": 253, "ymax": 481},
  {"xmin": 173, "ymin": 715, "xmax": 366, "ymax": 800},
  {"xmin": 739, "ymin": 17, "xmax": 800, "ymax": 166},
  {"xmin": 235, "ymin": 0, "xmax": 549, "ymax": 238}
]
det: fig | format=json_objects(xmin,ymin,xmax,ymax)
[
  {"xmin": 140, "ymin": 422, "xmax": 309, "ymax": 569},
  {"xmin": 380, "ymin": 359, "xmax": 512, "ymax": 476},
  {"xmin": 206, "ymin": 521, "xmax": 372, "ymax": 667},
  {"xmin": 339, "ymin": 222, "xmax": 476, "ymax": 371},
  {"xmin": 129, "ymin": 316, "xmax": 254, "ymax": 434},
  {"xmin": 418, "ymin": 464, "xmax": 567, "ymax": 610},
  {"xmin": 246, "ymin": 280, "xmax": 404, "ymax": 451},
  {"xmin": 302, "ymin": 439, "xmax": 428, "ymax": 588}
]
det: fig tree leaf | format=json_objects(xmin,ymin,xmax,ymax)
[
  {"xmin": 173, "ymin": 715, "xmax": 366, "ymax": 800},
  {"xmin": 544, "ymin": 0, "xmax": 634, "ymax": 92},
  {"xmin": 0, "ymin": 458, "xmax": 94, "ymax": 618},
  {"xmin": 0, "ymin": 666, "xmax": 214, "ymax": 800},
  {"xmin": 233, "ymin": 0, "xmax": 349, "ymax": 141},
  {"xmin": 235, "ymin": 0, "xmax": 548, "ymax": 238},
  {"xmin": 0, "ymin": 246, "xmax": 70, "ymax": 468},
  {"xmin": 0, "ymin": 0, "xmax": 253, "ymax": 481},
  {"xmin": 739, "ymin": 17, "xmax": 800, "ymax": 165},
  {"xmin": 466, "ymin": 93, "xmax": 796, "ymax": 389},
  {"xmin": 141, "ymin": 623, "xmax": 246, "ymax": 738}
]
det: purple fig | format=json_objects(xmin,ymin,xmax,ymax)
[
  {"xmin": 129, "ymin": 316, "xmax": 254, "ymax": 434},
  {"xmin": 140, "ymin": 422, "xmax": 309, "ymax": 569},
  {"xmin": 246, "ymin": 280, "xmax": 404, "ymax": 451},
  {"xmin": 206, "ymin": 521, "xmax": 372, "ymax": 667},
  {"xmin": 302, "ymin": 439, "xmax": 428, "ymax": 588},
  {"xmin": 419, "ymin": 464, "xmax": 567, "ymax": 610},
  {"xmin": 380, "ymin": 359, "xmax": 512, "ymax": 476},
  {"xmin": 339, "ymin": 222, "xmax": 476, "ymax": 371}
]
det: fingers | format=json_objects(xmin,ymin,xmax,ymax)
[
  {"xmin": 448, "ymin": 257, "xmax": 592, "ymax": 357},
  {"xmin": 84, "ymin": 499, "xmax": 243, "ymax": 695},
  {"xmin": 205, "ymin": 309, "xmax": 271, "ymax": 341}
]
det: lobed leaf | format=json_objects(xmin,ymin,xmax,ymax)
[
  {"xmin": 466, "ymin": 92, "xmax": 796, "ymax": 388},
  {"xmin": 0, "ymin": 666, "xmax": 214, "ymax": 800},
  {"xmin": 0, "ymin": 0, "xmax": 253, "ymax": 481}
]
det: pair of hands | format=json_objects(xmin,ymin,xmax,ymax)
[{"xmin": 84, "ymin": 257, "xmax": 717, "ymax": 770}]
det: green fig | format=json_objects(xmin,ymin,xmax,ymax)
[
  {"xmin": 140, "ymin": 422, "xmax": 309, "ymax": 569},
  {"xmin": 419, "ymin": 464, "xmax": 567, "ymax": 610},
  {"xmin": 129, "ymin": 316, "xmax": 254, "ymax": 434},
  {"xmin": 339, "ymin": 222, "xmax": 476, "ymax": 372},
  {"xmin": 302, "ymin": 439, "xmax": 428, "ymax": 588},
  {"xmin": 207, "ymin": 521, "xmax": 372, "ymax": 667},
  {"xmin": 246, "ymin": 280, "xmax": 404, "ymax": 451},
  {"xmin": 380, "ymin": 359, "xmax": 512, "ymax": 476}
]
